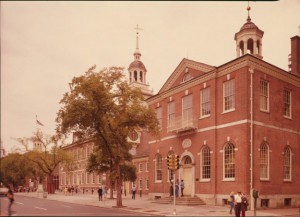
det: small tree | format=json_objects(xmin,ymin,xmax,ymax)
[
  {"xmin": 16, "ymin": 129, "xmax": 71, "ymax": 193},
  {"xmin": 56, "ymin": 66, "xmax": 159, "ymax": 207}
]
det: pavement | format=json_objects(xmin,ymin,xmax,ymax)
[{"xmin": 5, "ymin": 191, "xmax": 300, "ymax": 216}]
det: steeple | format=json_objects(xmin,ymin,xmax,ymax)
[
  {"xmin": 134, "ymin": 25, "xmax": 142, "ymax": 61},
  {"xmin": 128, "ymin": 24, "xmax": 153, "ymax": 99},
  {"xmin": 234, "ymin": 3, "xmax": 264, "ymax": 59}
]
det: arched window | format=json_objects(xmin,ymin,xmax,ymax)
[
  {"xmin": 283, "ymin": 147, "xmax": 292, "ymax": 181},
  {"xmin": 260, "ymin": 142, "xmax": 269, "ymax": 180},
  {"xmin": 183, "ymin": 156, "xmax": 192, "ymax": 164},
  {"xmin": 134, "ymin": 71, "xmax": 137, "ymax": 81},
  {"xmin": 155, "ymin": 154, "xmax": 162, "ymax": 182},
  {"xmin": 247, "ymin": 38, "xmax": 254, "ymax": 54},
  {"xmin": 140, "ymin": 71, "xmax": 143, "ymax": 82},
  {"xmin": 239, "ymin": 41, "xmax": 244, "ymax": 55},
  {"xmin": 201, "ymin": 146, "xmax": 211, "ymax": 180},
  {"xmin": 223, "ymin": 142, "xmax": 235, "ymax": 179}
]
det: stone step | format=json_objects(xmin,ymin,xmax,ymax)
[{"xmin": 153, "ymin": 196, "xmax": 206, "ymax": 206}]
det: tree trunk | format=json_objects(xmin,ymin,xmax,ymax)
[{"xmin": 116, "ymin": 163, "xmax": 123, "ymax": 207}]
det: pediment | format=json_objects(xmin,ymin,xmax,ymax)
[{"xmin": 158, "ymin": 58, "xmax": 216, "ymax": 94}]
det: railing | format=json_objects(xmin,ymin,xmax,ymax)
[{"xmin": 167, "ymin": 117, "xmax": 198, "ymax": 133}]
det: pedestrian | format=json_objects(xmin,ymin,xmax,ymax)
[
  {"xmin": 229, "ymin": 191, "xmax": 235, "ymax": 214},
  {"xmin": 180, "ymin": 179, "xmax": 184, "ymax": 197},
  {"xmin": 7, "ymin": 186, "xmax": 14, "ymax": 216},
  {"xmin": 132, "ymin": 185, "xmax": 136, "ymax": 199},
  {"xmin": 234, "ymin": 191, "xmax": 242, "ymax": 217},
  {"xmin": 169, "ymin": 179, "xmax": 173, "ymax": 196},
  {"xmin": 175, "ymin": 179, "xmax": 179, "ymax": 197},
  {"xmin": 97, "ymin": 186, "xmax": 103, "ymax": 201},
  {"xmin": 241, "ymin": 193, "xmax": 249, "ymax": 217}
]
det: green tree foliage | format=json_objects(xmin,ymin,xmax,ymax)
[
  {"xmin": 56, "ymin": 66, "xmax": 159, "ymax": 207},
  {"xmin": 14, "ymin": 129, "xmax": 71, "ymax": 193},
  {"xmin": 0, "ymin": 153, "xmax": 36, "ymax": 188}
]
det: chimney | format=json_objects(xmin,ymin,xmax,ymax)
[{"xmin": 290, "ymin": 35, "xmax": 300, "ymax": 76}]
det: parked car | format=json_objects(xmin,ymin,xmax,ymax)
[{"xmin": 0, "ymin": 187, "xmax": 9, "ymax": 197}]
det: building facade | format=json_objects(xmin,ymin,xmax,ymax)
[{"xmin": 145, "ymin": 10, "xmax": 300, "ymax": 209}]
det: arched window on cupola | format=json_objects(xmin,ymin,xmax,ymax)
[
  {"xmin": 247, "ymin": 38, "xmax": 254, "ymax": 54},
  {"xmin": 134, "ymin": 71, "xmax": 137, "ymax": 82},
  {"xmin": 239, "ymin": 41, "xmax": 244, "ymax": 56},
  {"xmin": 140, "ymin": 71, "xmax": 143, "ymax": 82}
]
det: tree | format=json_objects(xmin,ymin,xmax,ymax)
[
  {"xmin": 56, "ymin": 66, "xmax": 159, "ymax": 207},
  {"xmin": 16, "ymin": 129, "xmax": 71, "ymax": 193},
  {"xmin": 0, "ymin": 153, "xmax": 36, "ymax": 189}
]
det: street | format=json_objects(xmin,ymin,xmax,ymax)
[{"xmin": 0, "ymin": 195, "xmax": 153, "ymax": 216}]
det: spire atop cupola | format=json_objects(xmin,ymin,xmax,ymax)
[
  {"xmin": 134, "ymin": 24, "xmax": 142, "ymax": 60},
  {"xmin": 234, "ymin": 2, "xmax": 264, "ymax": 59}
]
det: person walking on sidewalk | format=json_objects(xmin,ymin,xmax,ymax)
[
  {"xmin": 228, "ymin": 191, "xmax": 235, "ymax": 214},
  {"xmin": 234, "ymin": 191, "xmax": 242, "ymax": 217},
  {"xmin": 7, "ymin": 186, "xmax": 14, "ymax": 216},
  {"xmin": 132, "ymin": 185, "xmax": 136, "ymax": 199},
  {"xmin": 97, "ymin": 186, "xmax": 103, "ymax": 201},
  {"xmin": 241, "ymin": 193, "xmax": 249, "ymax": 217}
]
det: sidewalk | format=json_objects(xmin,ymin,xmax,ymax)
[{"xmin": 16, "ymin": 192, "xmax": 300, "ymax": 216}]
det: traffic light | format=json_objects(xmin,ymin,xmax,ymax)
[
  {"xmin": 174, "ymin": 154, "xmax": 180, "ymax": 170},
  {"xmin": 167, "ymin": 155, "xmax": 174, "ymax": 170}
]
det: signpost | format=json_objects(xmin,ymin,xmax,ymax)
[{"xmin": 167, "ymin": 154, "xmax": 180, "ymax": 215}]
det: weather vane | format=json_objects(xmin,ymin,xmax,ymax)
[{"xmin": 134, "ymin": 24, "xmax": 143, "ymax": 36}]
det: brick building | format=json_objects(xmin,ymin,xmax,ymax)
[{"xmin": 142, "ymin": 9, "xmax": 300, "ymax": 209}]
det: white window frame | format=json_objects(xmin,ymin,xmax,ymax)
[
  {"xmin": 139, "ymin": 163, "xmax": 143, "ymax": 172},
  {"xmin": 145, "ymin": 178, "xmax": 149, "ymax": 190},
  {"xmin": 223, "ymin": 142, "xmax": 235, "ymax": 181},
  {"xmin": 156, "ymin": 107, "xmax": 162, "ymax": 130},
  {"xmin": 155, "ymin": 154, "xmax": 162, "ymax": 182},
  {"xmin": 260, "ymin": 80, "xmax": 269, "ymax": 112},
  {"xmin": 223, "ymin": 79, "xmax": 235, "ymax": 113},
  {"xmin": 145, "ymin": 162, "xmax": 149, "ymax": 172},
  {"xmin": 182, "ymin": 94, "xmax": 193, "ymax": 126},
  {"xmin": 167, "ymin": 101, "xmax": 175, "ymax": 131},
  {"xmin": 139, "ymin": 179, "xmax": 142, "ymax": 190},
  {"xmin": 260, "ymin": 142, "xmax": 270, "ymax": 180},
  {"xmin": 200, "ymin": 87, "xmax": 211, "ymax": 118},
  {"xmin": 283, "ymin": 147, "xmax": 292, "ymax": 181},
  {"xmin": 200, "ymin": 146, "xmax": 211, "ymax": 181},
  {"xmin": 283, "ymin": 89, "xmax": 292, "ymax": 118}
]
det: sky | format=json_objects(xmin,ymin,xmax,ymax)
[{"xmin": 1, "ymin": 1, "xmax": 300, "ymax": 153}]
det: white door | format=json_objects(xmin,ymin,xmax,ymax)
[{"xmin": 181, "ymin": 155, "xmax": 193, "ymax": 196}]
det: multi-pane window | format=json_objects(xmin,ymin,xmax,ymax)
[
  {"xmin": 223, "ymin": 79, "xmax": 235, "ymax": 111},
  {"xmin": 201, "ymin": 146, "xmax": 211, "ymax": 180},
  {"xmin": 139, "ymin": 163, "xmax": 143, "ymax": 172},
  {"xmin": 98, "ymin": 174, "xmax": 102, "ymax": 184},
  {"xmin": 146, "ymin": 162, "xmax": 149, "ymax": 172},
  {"xmin": 201, "ymin": 87, "xmax": 211, "ymax": 117},
  {"xmin": 156, "ymin": 107, "xmax": 162, "ymax": 129},
  {"xmin": 81, "ymin": 172, "xmax": 84, "ymax": 184},
  {"xmin": 283, "ymin": 89, "xmax": 291, "ymax": 118},
  {"xmin": 92, "ymin": 173, "xmax": 96, "ymax": 184},
  {"xmin": 168, "ymin": 101, "xmax": 175, "ymax": 130},
  {"xmin": 224, "ymin": 142, "xmax": 235, "ymax": 179},
  {"xmin": 86, "ymin": 173, "xmax": 90, "ymax": 184},
  {"xmin": 182, "ymin": 94, "xmax": 193, "ymax": 126},
  {"xmin": 260, "ymin": 143, "xmax": 269, "ymax": 180},
  {"xmin": 283, "ymin": 147, "xmax": 292, "ymax": 180},
  {"xmin": 260, "ymin": 80, "xmax": 269, "ymax": 111},
  {"xmin": 139, "ymin": 179, "xmax": 142, "ymax": 190},
  {"xmin": 155, "ymin": 154, "xmax": 162, "ymax": 182},
  {"xmin": 146, "ymin": 178, "xmax": 149, "ymax": 190}
]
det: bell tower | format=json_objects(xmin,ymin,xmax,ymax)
[
  {"xmin": 234, "ymin": 4, "xmax": 264, "ymax": 59},
  {"xmin": 128, "ymin": 25, "xmax": 153, "ymax": 99}
]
